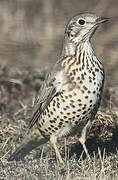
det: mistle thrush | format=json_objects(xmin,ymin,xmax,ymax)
[{"xmin": 8, "ymin": 13, "xmax": 109, "ymax": 163}]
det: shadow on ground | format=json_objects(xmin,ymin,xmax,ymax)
[{"xmin": 69, "ymin": 126, "xmax": 118, "ymax": 160}]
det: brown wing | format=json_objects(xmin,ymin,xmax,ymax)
[{"xmin": 28, "ymin": 62, "xmax": 65, "ymax": 130}]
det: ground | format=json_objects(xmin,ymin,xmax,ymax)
[{"xmin": 0, "ymin": 1, "xmax": 118, "ymax": 180}]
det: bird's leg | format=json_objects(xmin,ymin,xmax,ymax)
[
  {"xmin": 50, "ymin": 135, "xmax": 64, "ymax": 163},
  {"xmin": 79, "ymin": 137, "xmax": 90, "ymax": 160},
  {"xmin": 52, "ymin": 143, "xmax": 64, "ymax": 164}
]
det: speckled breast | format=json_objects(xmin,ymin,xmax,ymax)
[{"xmin": 37, "ymin": 56, "xmax": 104, "ymax": 138}]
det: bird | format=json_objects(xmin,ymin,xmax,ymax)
[{"xmin": 8, "ymin": 13, "xmax": 109, "ymax": 163}]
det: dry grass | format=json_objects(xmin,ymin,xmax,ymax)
[{"xmin": 0, "ymin": 65, "xmax": 118, "ymax": 180}]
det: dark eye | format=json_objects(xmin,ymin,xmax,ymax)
[{"xmin": 78, "ymin": 19, "xmax": 85, "ymax": 25}]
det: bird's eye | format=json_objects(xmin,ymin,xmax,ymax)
[{"xmin": 77, "ymin": 19, "xmax": 85, "ymax": 26}]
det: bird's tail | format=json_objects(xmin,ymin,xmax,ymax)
[{"xmin": 7, "ymin": 125, "xmax": 48, "ymax": 161}]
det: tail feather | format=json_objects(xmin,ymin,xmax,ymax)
[{"xmin": 8, "ymin": 137, "xmax": 48, "ymax": 161}]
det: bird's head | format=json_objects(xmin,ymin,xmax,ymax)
[{"xmin": 65, "ymin": 13, "xmax": 109, "ymax": 44}]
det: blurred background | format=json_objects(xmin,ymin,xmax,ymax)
[{"xmin": 0, "ymin": 0, "xmax": 117, "ymax": 84}]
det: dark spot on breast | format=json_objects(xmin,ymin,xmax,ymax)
[
  {"xmin": 57, "ymin": 102, "xmax": 60, "ymax": 108},
  {"xmin": 70, "ymin": 72, "xmax": 73, "ymax": 76},
  {"xmin": 72, "ymin": 116, "xmax": 75, "ymax": 119},
  {"xmin": 88, "ymin": 90, "xmax": 91, "ymax": 94},
  {"xmin": 95, "ymin": 68, "xmax": 99, "ymax": 72},
  {"xmin": 59, "ymin": 122, "xmax": 63, "ymax": 126},
  {"xmin": 64, "ymin": 116, "xmax": 68, "ymax": 119},
  {"xmin": 53, "ymin": 108, "xmax": 56, "ymax": 111},
  {"xmin": 70, "ymin": 99, "xmax": 74, "ymax": 103},
  {"xmin": 73, "ymin": 92, "xmax": 77, "ymax": 96},
  {"xmin": 81, "ymin": 90, "xmax": 85, "ymax": 93},
  {"xmin": 92, "ymin": 72, "xmax": 95, "ymax": 76},
  {"xmin": 63, "ymin": 108, "xmax": 67, "ymax": 111},
  {"xmin": 47, "ymin": 107, "xmax": 49, "ymax": 113},
  {"xmin": 71, "ymin": 76, "xmax": 74, "ymax": 81},
  {"xmin": 48, "ymin": 114, "xmax": 51, "ymax": 118},
  {"xmin": 50, "ymin": 120, "xmax": 55, "ymax": 123},
  {"xmin": 85, "ymin": 96, "xmax": 88, "ymax": 99},
  {"xmin": 72, "ymin": 69, "xmax": 76, "ymax": 75},
  {"xmin": 60, "ymin": 93, "xmax": 64, "ymax": 97},
  {"xmin": 53, "ymin": 102, "xmax": 56, "ymax": 107},
  {"xmin": 62, "ymin": 99, "xmax": 65, "ymax": 102},
  {"xmin": 83, "ymin": 85, "xmax": 88, "ymax": 90},
  {"xmin": 83, "ymin": 111, "xmax": 87, "ymax": 115},
  {"xmin": 70, "ymin": 104, "xmax": 75, "ymax": 108},
  {"xmin": 38, "ymin": 123, "xmax": 41, "ymax": 128},
  {"xmin": 50, "ymin": 111, "xmax": 53, "ymax": 115},
  {"xmin": 54, "ymin": 127, "xmax": 58, "ymax": 130},
  {"xmin": 50, "ymin": 124, "xmax": 54, "ymax": 128},
  {"xmin": 81, "ymin": 74, "xmax": 85, "ymax": 80},
  {"xmin": 56, "ymin": 98, "xmax": 59, "ymax": 102},
  {"xmin": 42, "ymin": 119, "xmax": 45, "ymax": 123},
  {"xmin": 52, "ymin": 129, "xmax": 56, "ymax": 133},
  {"xmin": 65, "ymin": 96, "xmax": 68, "ymax": 99}
]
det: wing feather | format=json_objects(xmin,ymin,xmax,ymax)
[{"xmin": 28, "ymin": 62, "xmax": 65, "ymax": 130}]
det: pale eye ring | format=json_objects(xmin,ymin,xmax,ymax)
[{"xmin": 77, "ymin": 19, "xmax": 85, "ymax": 26}]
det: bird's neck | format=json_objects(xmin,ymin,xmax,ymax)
[
  {"xmin": 61, "ymin": 38, "xmax": 104, "ymax": 71},
  {"xmin": 61, "ymin": 38, "xmax": 76, "ymax": 57},
  {"xmin": 61, "ymin": 37, "xmax": 94, "ymax": 58}
]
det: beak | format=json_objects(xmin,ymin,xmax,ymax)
[{"xmin": 95, "ymin": 17, "xmax": 109, "ymax": 25}]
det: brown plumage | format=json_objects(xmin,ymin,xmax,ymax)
[{"xmin": 8, "ymin": 13, "xmax": 109, "ymax": 163}]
